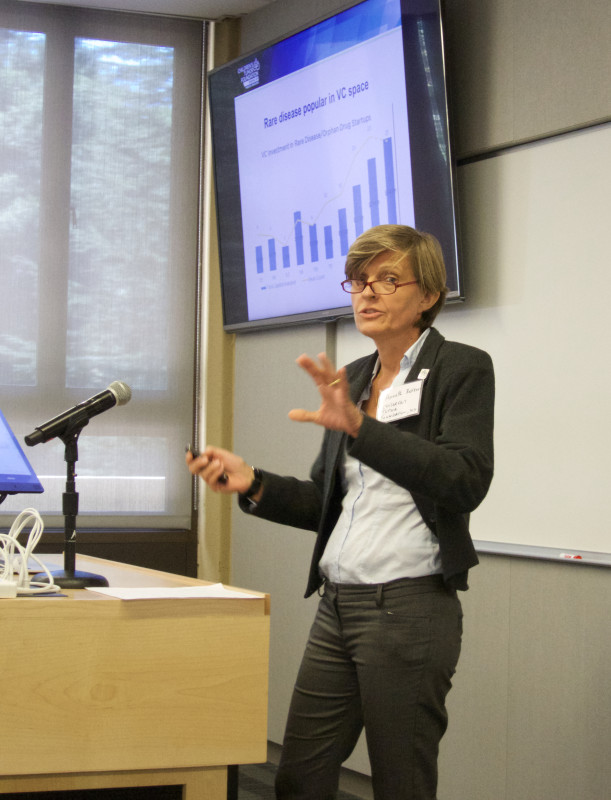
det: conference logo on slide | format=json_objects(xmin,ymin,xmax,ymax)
[{"xmin": 238, "ymin": 58, "xmax": 261, "ymax": 89}]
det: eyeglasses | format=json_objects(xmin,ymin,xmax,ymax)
[{"xmin": 340, "ymin": 278, "xmax": 419, "ymax": 295}]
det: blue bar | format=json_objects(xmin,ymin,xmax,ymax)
[
  {"xmin": 309, "ymin": 223, "xmax": 319, "ymax": 262},
  {"xmin": 383, "ymin": 137, "xmax": 397, "ymax": 224},
  {"xmin": 268, "ymin": 238, "xmax": 277, "ymax": 271},
  {"xmin": 353, "ymin": 185, "xmax": 364, "ymax": 237},
  {"xmin": 324, "ymin": 225, "xmax": 333, "ymax": 259},
  {"xmin": 338, "ymin": 208, "xmax": 349, "ymax": 256},
  {"xmin": 368, "ymin": 157, "xmax": 380, "ymax": 227},
  {"xmin": 282, "ymin": 245, "xmax": 290, "ymax": 268},
  {"xmin": 294, "ymin": 211, "xmax": 304, "ymax": 265},
  {"xmin": 255, "ymin": 245, "xmax": 264, "ymax": 274}
]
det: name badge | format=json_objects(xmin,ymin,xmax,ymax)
[{"xmin": 377, "ymin": 380, "xmax": 423, "ymax": 423}]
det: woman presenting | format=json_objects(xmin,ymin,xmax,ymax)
[{"xmin": 187, "ymin": 224, "xmax": 495, "ymax": 800}]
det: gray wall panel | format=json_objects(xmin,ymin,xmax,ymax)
[
  {"xmin": 444, "ymin": 0, "xmax": 611, "ymax": 156},
  {"xmin": 438, "ymin": 555, "xmax": 511, "ymax": 800},
  {"xmin": 231, "ymin": 325, "xmax": 327, "ymax": 744}
]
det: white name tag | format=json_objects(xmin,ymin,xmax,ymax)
[{"xmin": 377, "ymin": 380, "xmax": 423, "ymax": 422}]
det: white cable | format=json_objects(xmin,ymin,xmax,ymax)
[{"xmin": 0, "ymin": 509, "xmax": 60, "ymax": 595}]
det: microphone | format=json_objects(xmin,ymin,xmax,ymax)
[{"xmin": 25, "ymin": 381, "xmax": 132, "ymax": 446}]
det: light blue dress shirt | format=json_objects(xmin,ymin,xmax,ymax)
[{"xmin": 319, "ymin": 329, "xmax": 442, "ymax": 584}]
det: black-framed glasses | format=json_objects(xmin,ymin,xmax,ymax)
[{"xmin": 340, "ymin": 278, "xmax": 419, "ymax": 295}]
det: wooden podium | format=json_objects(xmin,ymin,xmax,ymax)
[{"xmin": 0, "ymin": 555, "xmax": 270, "ymax": 798}]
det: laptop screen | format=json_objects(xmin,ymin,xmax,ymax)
[{"xmin": 0, "ymin": 409, "xmax": 44, "ymax": 496}]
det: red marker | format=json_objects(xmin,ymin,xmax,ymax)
[{"xmin": 560, "ymin": 553, "xmax": 583, "ymax": 560}]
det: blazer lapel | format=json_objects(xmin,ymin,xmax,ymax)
[{"xmin": 405, "ymin": 327, "xmax": 445, "ymax": 383}]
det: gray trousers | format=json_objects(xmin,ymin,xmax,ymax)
[{"xmin": 275, "ymin": 576, "xmax": 463, "ymax": 800}]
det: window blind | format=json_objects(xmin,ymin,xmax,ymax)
[{"xmin": 0, "ymin": 0, "xmax": 204, "ymax": 529}]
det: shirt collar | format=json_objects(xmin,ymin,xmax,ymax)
[
  {"xmin": 370, "ymin": 327, "xmax": 430, "ymax": 382},
  {"xmin": 360, "ymin": 328, "xmax": 430, "ymax": 403}
]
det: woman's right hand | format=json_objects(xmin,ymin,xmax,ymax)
[
  {"xmin": 186, "ymin": 445, "xmax": 255, "ymax": 494},
  {"xmin": 288, "ymin": 353, "xmax": 363, "ymax": 437}
]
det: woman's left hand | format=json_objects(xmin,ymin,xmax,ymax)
[{"xmin": 288, "ymin": 353, "xmax": 363, "ymax": 437}]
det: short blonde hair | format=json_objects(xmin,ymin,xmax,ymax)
[{"xmin": 345, "ymin": 224, "xmax": 448, "ymax": 331}]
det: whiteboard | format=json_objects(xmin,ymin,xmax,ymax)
[{"xmin": 337, "ymin": 123, "xmax": 611, "ymax": 563}]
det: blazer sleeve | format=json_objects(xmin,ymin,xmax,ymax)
[{"xmin": 236, "ymin": 430, "xmax": 332, "ymax": 532}]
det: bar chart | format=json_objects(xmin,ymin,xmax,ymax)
[
  {"xmin": 234, "ymin": 23, "xmax": 414, "ymax": 321},
  {"xmin": 254, "ymin": 135, "xmax": 399, "ymax": 275}
]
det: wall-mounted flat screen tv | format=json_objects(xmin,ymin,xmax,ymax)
[{"xmin": 208, "ymin": 0, "xmax": 461, "ymax": 333}]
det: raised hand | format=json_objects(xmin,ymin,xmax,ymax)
[{"xmin": 288, "ymin": 353, "xmax": 363, "ymax": 437}]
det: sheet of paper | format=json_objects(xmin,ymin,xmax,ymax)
[{"xmin": 85, "ymin": 583, "xmax": 261, "ymax": 600}]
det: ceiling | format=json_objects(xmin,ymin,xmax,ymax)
[{"xmin": 18, "ymin": 0, "xmax": 277, "ymax": 21}]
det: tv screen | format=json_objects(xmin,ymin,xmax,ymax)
[
  {"xmin": 208, "ymin": 0, "xmax": 461, "ymax": 333},
  {"xmin": 0, "ymin": 409, "xmax": 44, "ymax": 497}
]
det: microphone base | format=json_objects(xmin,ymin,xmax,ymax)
[{"xmin": 33, "ymin": 570, "xmax": 109, "ymax": 590}]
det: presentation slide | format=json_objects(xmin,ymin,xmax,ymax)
[{"xmin": 234, "ymin": 24, "xmax": 414, "ymax": 322}]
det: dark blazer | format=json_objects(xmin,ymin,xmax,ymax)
[{"xmin": 240, "ymin": 327, "xmax": 495, "ymax": 596}]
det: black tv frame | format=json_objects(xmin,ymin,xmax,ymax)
[{"xmin": 208, "ymin": 0, "xmax": 461, "ymax": 333}]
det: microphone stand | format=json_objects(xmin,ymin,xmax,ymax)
[{"xmin": 36, "ymin": 414, "xmax": 108, "ymax": 589}]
